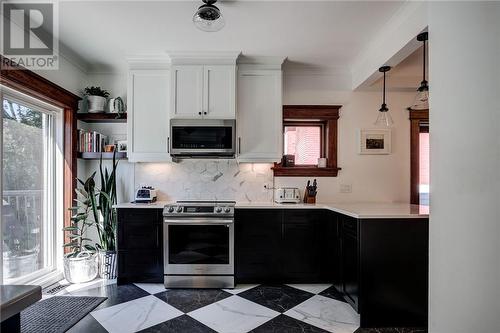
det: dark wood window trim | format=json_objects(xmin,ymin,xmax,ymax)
[
  {"xmin": 273, "ymin": 105, "xmax": 341, "ymax": 177},
  {"xmin": 409, "ymin": 109, "xmax": 429, "ymax": 204},
  {"xmin": 1, "ymin": 56, "xmax": 81, "ymax": 247}
]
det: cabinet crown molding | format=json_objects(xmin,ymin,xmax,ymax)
[{"xmin": 167, "ymin": 51, "xmax": 241, "ymax": 65}]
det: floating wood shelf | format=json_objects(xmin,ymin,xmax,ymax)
[
  {"xmin": 76, "ymin": 113, "xmax": 127, "ymax": 123},
  {"xmin": 77, "ymin": 152, "xmax": 127, "ymax": 160},
  {"xmin": 272, "ymin": 165, "xmax": 341, "ymax": 177}
]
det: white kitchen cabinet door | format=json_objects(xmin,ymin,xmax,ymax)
[
  {"xmin": 204, "ymin": 65, "xmax": 236, "ymax": 119},
  {"xmin": 127, "ymin": 69, "xmax": 171, "ymax": 162},
  {"xmin": 237, "ymin": 70, "xmax": 283, "ymax": 162},
  {"xmin": 171, "ymin": 65, "xmax": 203, "ymax": 118}
]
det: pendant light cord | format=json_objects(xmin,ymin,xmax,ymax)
[{"xmin": 383, "ymin": 71, "xmax": 386, "ymax": 104}]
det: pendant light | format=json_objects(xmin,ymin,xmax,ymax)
[
  {"xmin": 408, "ymin": 32, "xmax": 429, "ymax": 110},
  {"xmin": 193, "ymin": 0, "xmax": 225, "ymax": 32},
  {"xmin": 374, "ymin": 66, "xmax": 394, "ymax": 127}
]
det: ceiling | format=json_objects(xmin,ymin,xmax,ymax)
[
  {"xmin": 370, "ymin": 45, "xmax": 428, "ymax": 91},
  {"xmin": 57, "ymin": 1, "xmax": 406, "ymax": 73}
]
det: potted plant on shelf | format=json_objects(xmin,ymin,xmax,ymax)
[
  {"xmin": 84, "ymin": 86, "xmax": 109, "ymax": 113},
  {"xmin": 63, "ymin": 175, "xmax": 98, "ymax": 284},
  {"xmin": 91, "ymin": 153, "xmax": 119, "ymax": 279}
]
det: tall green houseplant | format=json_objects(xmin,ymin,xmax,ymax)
[
  {"xmin": 91, "ymin": 152, "xmax": 119, "ymax": 279},
  {"xmin": 91, "ymin": 153, "xmax": 119, "ymax": 252}
]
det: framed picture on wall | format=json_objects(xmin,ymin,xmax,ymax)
[{"xmin": 358, "ymin": 129, "xmax": 391, "ymax": 154}]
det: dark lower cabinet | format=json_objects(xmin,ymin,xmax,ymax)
[
  {"xmin": 235, "ymin": 209, "xmax": 282, "ymax": 283},
  {"xmin": 117, "ymin": 209, "xmax": 163, "ymax": 284},
  {"xmin": 282, "ymin": 210, "xmax": 325, "ymax": 281},
  {"xmin": 236, "ymin": 208, "xmax": 428, "ymax": 329},
  {"xmin": 357, "ymin": 218, "xmax": 429, "ymax": 328},
  {"xmin": 235, "ymin": 209, "xmax": 336, "ymax": 283}
]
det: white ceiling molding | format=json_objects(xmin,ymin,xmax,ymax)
[
  {"xmin": 350, "ymin": 1, "xmax": 428, "ymax": 91},
  {"xmin": 167, "ymin": 51, "xmax": 241, "ymax": 65}
]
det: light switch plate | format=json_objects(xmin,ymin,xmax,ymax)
[{"xmin": 340, "ymin": 184, "xmax": 352, "ymax": 193}]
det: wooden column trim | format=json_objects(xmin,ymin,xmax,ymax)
[
  {"xmin": 409, "ymin": 109, "xmax": 429, "ymax": 204},
  {"xmin": 1, "ymin": 55, "xmax": 81, "ymax": 248}
]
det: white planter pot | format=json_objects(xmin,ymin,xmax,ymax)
[
  {"xmin": 63, "ymin": 252, "xmax": 98, "ymax": 283},
  {"xmin": 87, "ymin": 95, "xmax": 106, "ymax": 113},
  {"xmin": 98, "ymin": 250, "xmax": 117, "ymax": 279},
  {"xmin": 3, "ymin": 252, "xmax": 38, "ymax": 279}
]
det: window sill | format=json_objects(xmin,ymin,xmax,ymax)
[{"xmin": 272, "ymin": 164, "xmax": 341, "ymax": 177}]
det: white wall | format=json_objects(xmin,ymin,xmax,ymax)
[
  {"xmin": 33, "ymin": 56, "xmax": 87, "ymax": 96},
  {"xmin": 428, "ymin": 2, "xmax": 500, "ymax": 332},
  {"xmin": 280, "ymin": 73, "xmax": 414, "ymax": 203}
]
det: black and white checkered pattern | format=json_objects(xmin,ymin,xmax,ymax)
[{"xmin": 45, "ymin": 280, "xmax": 425, "ymax": 333}]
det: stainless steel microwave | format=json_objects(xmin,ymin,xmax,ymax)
[{"xmin": 170, "ymin": 119, "xmax": 236, "ymax": 158}]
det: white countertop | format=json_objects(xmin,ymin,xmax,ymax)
[{"xmin": 114, "ymin": 201, "xmax": 428, "ymax": 219}]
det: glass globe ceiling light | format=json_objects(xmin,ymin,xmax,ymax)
[
  {"xmin": 374, "ymin": 65, "xmax": 394, "ymax": 127},
  {"xmin": 193, "ymin": 0, "xmax": 225, "ymax": 32},
  {"xmin": 409, "ymin": 32, "xmax": 429, "ymax": 111}
]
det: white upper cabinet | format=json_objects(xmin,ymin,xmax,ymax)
[
  {"xmin": 237, "ymin": 68, "xmax": 283, "ymax": 163},
  {"xmin": 171, "ymin": 64, "xmax": 236, "ymax": 119},
  {"xmin": 168, "ymin": 52, "xmax": 239, "ymax": 119},
  {"xmin": 171, "ymin": 65, "xmax": 204, "ymax": 118},
  {"xmin": 204, "ymin": 65, "xmax": 236, "ymax": 119},
  {"xmin": 127, "ymin": 69, "xmax": 171, "ymax": 162}
]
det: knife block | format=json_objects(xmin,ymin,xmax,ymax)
[{"xmin": 303, "ymin": 189, "xmax": 316, "ymax": 204}]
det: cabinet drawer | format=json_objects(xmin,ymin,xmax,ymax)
[{"xmin": 118, "ymin": 209, "xmax": 160, "ymax": 223}]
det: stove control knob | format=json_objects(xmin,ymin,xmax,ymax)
[
  {"xmin": 224, "ymin": 207, "xmax": 231, "ymax": 213},
  {"xmin": 167, "ymin": 206, "xmax": 174, "ymax": 213},
  {"xmin": 215, "ymin": 207, "xmax": 223, "ymax": 213},
  {"xmin": 176, "ymin": 206, "xmax": 183, "ymax": 213}
]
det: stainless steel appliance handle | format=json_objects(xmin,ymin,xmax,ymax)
[
  {"xmin": 238, "ymin": 137, "xmax": 241, "ymax": 154},
  {"xmin": 167, "ymin": 137, "xmax": 170, "ymax": 153},
  {"xmin": 164, "ymin": 218, "xmax": 234, "ymax": 225}
]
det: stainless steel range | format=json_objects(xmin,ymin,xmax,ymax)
[{"xmin": 163, "ymin": 201, "xmax": 235, "ymax": 288}]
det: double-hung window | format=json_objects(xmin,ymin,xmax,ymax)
[{"xmin": 1, "ymin": 86, "xmax": 64, "ymax": 285}]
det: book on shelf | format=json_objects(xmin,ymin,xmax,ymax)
[{"xmin": 78, "ymin": 129, "xmax": 108, "ymax": 153}]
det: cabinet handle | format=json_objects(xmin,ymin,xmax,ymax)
[
  {"xmin": 203, "ymin": 111, "xmax": 207, "ymax": 115},
  {"xmin": 238, "ymin": 137, "xmax": 241, "ymax": 154},
  {"xmin": 198, "ymin": 112, "xmax": 202, "ymax": 115},
  {"xmin": 167, "ymin": 137, "xmax": 170, "ymax": 153}
]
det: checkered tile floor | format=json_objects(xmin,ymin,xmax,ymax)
[
  {"xmin": 43, "ymin": 280, "xmax": 355, "ymax": 333},
  {"xmin": 44, "ymin": 280, "xmax": 426, "ymax": 333}
]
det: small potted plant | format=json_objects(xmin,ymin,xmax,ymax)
[
  {"xmin": 63, "ymin": 175, "xmax": 98, "ymax": 283},
  {"xmin": 84, "ymin": 86, "xmax": 109, "ymax": 113}
]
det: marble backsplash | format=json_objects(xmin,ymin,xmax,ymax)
[{"xmin": 135, "ymin": 160, "xmax": 274, "ymax": 202}]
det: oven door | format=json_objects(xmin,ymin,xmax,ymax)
[
  {"xmin": 164, "ymin": 219, "xmax": 234, "ymax": 275},
  {"xmin": 170, "ymin": 119, "xmax": 235, "ymax": 157}
]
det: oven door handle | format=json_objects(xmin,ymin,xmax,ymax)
[{"xmin": 164, "ymin": 218, "xmax": 234, "ymax": 225}]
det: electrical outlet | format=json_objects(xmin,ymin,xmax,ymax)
[{"xmin": 340, "ymin": 184, "xmax": 352, "ymax": 193}]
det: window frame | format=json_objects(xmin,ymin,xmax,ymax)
[
  {"xmin": 273, "ymin": 105, "xmax": 341, "ymax": 177},
  {"xmin": 409, "ymin": 109, "xmax": 429, "ymax": 205},
  {"xmin": 1, "ymin": 87, "xmax": 64, "ymax": 285},
  {"xmin": 1, "ymin": 55, "xmax": 80, "ymax": 286}
]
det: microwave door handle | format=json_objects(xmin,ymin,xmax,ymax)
[
  {"xmin": 167, "ymin": 137, "xmax": 170, "ymax": 153},
  {"xmin": 238, "ymin": 137, "xmax": 241, "ymax": 155}
]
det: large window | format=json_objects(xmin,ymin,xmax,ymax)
[{"xmin": 2, "ymin": 89, "xmax": 63, "ymax": 284}]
